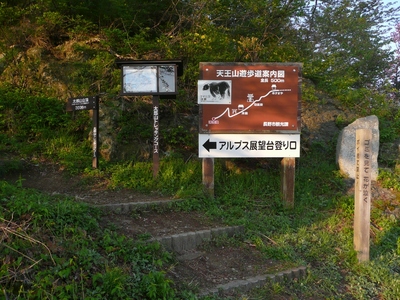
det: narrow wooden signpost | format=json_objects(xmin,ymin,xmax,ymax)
[
  {"xmin": 153, "ymin": 95, "xmax": 160, "ymax": 178},
  {"xmin": 92, "ymin": 96, "xmax": 99, "ymax": 169},
  {"xmin": 66, "ymin": 95, "xmax": 99, "ymax": 169},
  {"xmin": 354, "ymin": 129, "xmax": 372, "ymax": 262}
]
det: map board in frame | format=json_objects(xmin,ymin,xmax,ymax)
[{"xmin": 199, "ymin": 62, "xmax": 302, "ymax": 133}]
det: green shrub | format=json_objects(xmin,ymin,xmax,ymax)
[{"xmin": 0, "ymin": 181, "xmax": 177, "ymax": 299}]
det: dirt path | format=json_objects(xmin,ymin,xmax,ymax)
[{"xmin": 1, "ymin": 159, "xmax": 296, "ymax": 296}]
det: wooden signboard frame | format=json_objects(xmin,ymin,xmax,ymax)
[{"xmin": 198, "ymin": 62, "xmax": 302, "ymax": 206}]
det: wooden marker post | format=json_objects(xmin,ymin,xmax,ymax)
[
  {"xmin": 153, "ymin": 96, "xmax": 160, "ymax": 178},
  {"xmin": 354, "ymin": 129, "xmax": 372, "ymax": 262},
  {"xmin": 281, "ymin": 157, "xmax": 295, "ymax": 207}
]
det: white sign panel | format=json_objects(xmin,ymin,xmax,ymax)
[
  {"xmin": 198, "ymin": 80, "xmax": 232, "ymax": 104},
  {"xmin": 123, "ymin": 65, "xmax": 157, "ymax": 93},
  {"xmin": 199, "ymin": 134, "xmax": 300, "ymax": 158}
]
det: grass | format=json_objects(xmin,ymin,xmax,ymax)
[
  {"xmin": 2, "ymin": 143, "xmax": 400, "ymax": 299},
  {"xmin": 1, "ymin": 90, "xmax": 400, "ymax": 298},
  {"xmin": 0, "ymin": 181, "xmax": 182, "ymax": 299}
]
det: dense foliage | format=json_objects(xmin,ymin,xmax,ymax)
[
  {"xmin": 1, "ymin": 0, "xmax": 400, "ymax": 299},
  {"xmin": 0, "ymin": 0, "xmax": 399, "ymax": 99},
  {"xmin": 0, "ymin": 0, "xmax": 399, "ymax": 159},
  {"xmin": 0, "ymin": 181, "xmax": 179, "ymax": 299}
]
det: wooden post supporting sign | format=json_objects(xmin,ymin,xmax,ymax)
[
  {"xmin": 92, "ymin": 96, "xmax": 99, "ymax": 169},
  {"xmin": 153, "ymin": 95, "xmax": 160, "ymax": 178},
  {"xmin": 202, "ymin": 158, "xmax": 214, "ymax": 196},
  {"xmin": 354, "ymin": 129, "xmax": 372, "ymax": 262},
  {"xmin": 66, "ymin": 95, "xmax": 99, "ymax": 169},
  {"xmin": 281, "ymin": 157, "xmax": 295, "ymax": 207}
]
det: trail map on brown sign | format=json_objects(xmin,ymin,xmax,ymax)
[{"xmin": 199, "ymin": 63, "xmax": 301, "ymax": 133}]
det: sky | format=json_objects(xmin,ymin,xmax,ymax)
[
  {"xmin": 381, "ymin": 0, "xmax": 400, "ymax": 27},
  {"xmin": 380, "ymin": 0, "xmax": 399, "ymax": 51}
]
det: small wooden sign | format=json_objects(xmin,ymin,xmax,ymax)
[
  {"xmin": 66, "ymin": 95, "xmax": 99, "ymax": 169},
  {"xmin": 66, "ymin": 96, "xmax": 97, "ymax": 111},
  {"xmin": 354, "ymin": 129, "xmax": 372, "ymax": 262}
]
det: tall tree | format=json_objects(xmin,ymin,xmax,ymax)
[
  {"xmin": 390, "ymin": 23, "xmax": 400, "ymax": 89},
  {"xmin": 298, "ymin": 0, "xmax": 398, "ymax": 103},
  {"xmin": 386, "ymin": 22, "xmax": 400, "ymax": 102}
]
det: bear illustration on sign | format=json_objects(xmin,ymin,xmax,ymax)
[{"xmin": 203, "ymin": 81, "xmax": 231, "ymax": 99}]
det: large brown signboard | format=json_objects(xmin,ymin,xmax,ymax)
[{"xmin": 199, "ymin": 62, "xmax": 301, "ymax": 133}]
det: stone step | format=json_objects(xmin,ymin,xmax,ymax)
[
  {"xmin": 95, "ymin": 199, "xmax": 185, "ymax": 213},
  {"xmin": 97, "ymin": 201, "xmax": 308, "ymax": 297},
  {"xmin": 165, "ymin": 234, "xmax": 308, "ymax": 298},
  {"xmin": 150, "ymin": 225, "xmax": 244, "ymax": 253},
  {"xmin": 198, "ymin": 266, "xmax": 307, "ymax": 297}
]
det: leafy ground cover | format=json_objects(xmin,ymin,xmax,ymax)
[
  {"xmin": 1, "ymin": 85, "xmax": 400, "ymax": 299},
  {"xmin": 0, "ymin": 180, "xmax": 182, "ymax": 299},
  {"xmin": 0, "ymin": 159, "xmax": 293, "ymax": 299},
  {"xmin": 1, "ymin": 1, "xmax": 400, "ymax": 298},
  {"xmin": 1, "ymin": 144, "xmax": 400, "ymax": 299}
]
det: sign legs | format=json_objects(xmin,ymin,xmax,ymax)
[
  {"xmin": 201, "ymin": 157, "xmax": 296, "ymax": 204},
  {"xmin": 202, "ymin": 158, "xmax": 214, "ymax": 197},
  {"xmin": 281, "ymin": 157, "xmax": 295, "ymax": 208}
]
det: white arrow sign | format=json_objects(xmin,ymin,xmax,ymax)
[{"xmin": 199, "ymin": 134, "xmax": 300, "ymax": 158}]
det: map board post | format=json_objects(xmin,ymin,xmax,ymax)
[
  {"xmin": 198, "ymin": 62, "xmax": 302, "ymax": 205},
  {"xmin": 153, "ymin": 95, "xmax": 160, "ymax": 178},
  {"xmin": 116, "ymin": 60, "xmax": 183, "ymax": 178},
  {"xmin": 66, "ymin": 96, "xmax": 99, "ymax": 169}
]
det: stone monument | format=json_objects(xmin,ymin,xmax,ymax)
[{"xmin": 336, "ymin": 115, "xmax": 379, "ymax": 181}]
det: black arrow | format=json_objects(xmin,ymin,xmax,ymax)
[{"xmin": 203, "ymin": 139, "xmax": 217, "ymax": 152}]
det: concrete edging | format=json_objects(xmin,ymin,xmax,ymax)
[
  {"xmin": 95, "ymin": 199, "xmax": 185, "ymax": 213},
  {"xmin": 199, "ymin": 266, "xmax": 308, "ymax": 297},
  {"xmin": 149, "ymin": 225, "xmax": 245, "ymax": 253}
]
